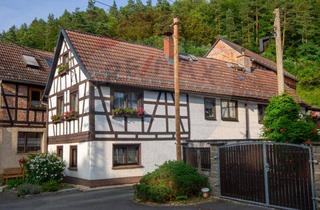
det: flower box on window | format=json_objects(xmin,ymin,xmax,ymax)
[
  {"xmin": 112, "ymin": 107, "xmax": 144, "ymax": 118},
  {"xmin": 64, "ymin": 110, "xmax": 79, "ymax": 121},
  {"xmin": 51, "ymin": 114, "xmax": 63, "ymax": 123},
  {"xmin": 57, "ymin": 63, "xmax": 69, "ymax": 75},
  {"xmin": 30, "ymin": 104, "xmax": 46, "ymax": 110}
]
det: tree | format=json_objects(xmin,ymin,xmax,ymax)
[{"xmin": 262, "ymin": 94, "xmax": 318, "ymax": 144}]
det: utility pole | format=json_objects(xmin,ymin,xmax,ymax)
[
  {"xmin": 173, "ymin": 17, "xmax": 181, "ymax": 161},
  {"xmin": 274, "ymin": 8, "xmax": 285, "ymax": 95}
]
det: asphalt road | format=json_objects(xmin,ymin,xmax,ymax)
[{"xmin": 0, "ymin": 186, "xmax": 270, "ymax": 210}]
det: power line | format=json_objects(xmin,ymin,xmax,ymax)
[{"xmin": 93, "ymin": 0, "xmax": 113, "ymax": 8}]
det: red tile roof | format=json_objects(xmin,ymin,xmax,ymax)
[
  {"xmin": 0, "ymin": 41, "xmax": 52, "ymax": 86},
  {"xmin": 65, "ymin": 30, "xmax": 300, "ymax": 102}
]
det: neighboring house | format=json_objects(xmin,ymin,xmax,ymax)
[
  {"xmin": 0, "ymin": 42, "xmax": 52, "ymax": 175},
  {"xmin": 45, "ymin": 29, "xmax": 302, "ymax": 187}
]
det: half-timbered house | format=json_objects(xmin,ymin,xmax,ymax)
[
  {"xmin": 45, "ymin": 29, "xmax": 303, "ymax": 186},
  {"xmin": 0, "ymin": 42, "xmax": 52, "ymax": 175}
]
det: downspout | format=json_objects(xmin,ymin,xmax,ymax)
[{"xmin": 245, "ymin": 103, "xmax": 250, "ymax": 140}]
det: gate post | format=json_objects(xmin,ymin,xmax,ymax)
[
  {"xmin": 311, "ymin": 143, "xmax": 320, "ymax": 208},
  {"xmin": 209, "ymin": 143, "xmax": 222, "ymax": 197}
]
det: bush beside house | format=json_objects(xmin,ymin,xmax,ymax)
[
  {"xmin": 6, "ymin": 153, "xmax": 66, "ymax": 196},
  {"xmin": 262, "ymin": 94, "xmax": 319, "ymax": 144},
  {"xmin": 134, "ymin": 161, "xmax": 209, "ymax": 203}
]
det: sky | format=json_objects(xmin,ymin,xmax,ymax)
[{"xmin": 0, "ymin": 0, "xmax": 136, "ymax": 32}]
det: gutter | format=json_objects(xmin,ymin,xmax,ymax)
[{"xmin": 245, "ymin": 103, "xmax": 250, "ymax": 139}]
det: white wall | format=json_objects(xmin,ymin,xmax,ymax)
[
  {"xmin": 48, "ymin": 142, "xmax": 92, "ymax": 180},
  {"xmin": 48, "ymin": 140, "xmax": 176, "ymax": 180},
  {"xmin": 94, "ymin": 86, "xmax": 189, "ymax": 136},
  {"xmin": 90, "ymin": 140, "xmax": 176, "ymax": 180},
  {"xmin": 47, "ymin": 38, "xmax": 89, "ymax": 137},
  {"xmin": 189, "ymin": 94, "xmax": 263, "ymax": 141}
]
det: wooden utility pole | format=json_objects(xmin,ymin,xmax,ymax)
[
  {"xmin": 173, "ymin": 17, "xmax": 181, "ymax": 161},
  {"xmin": 274, "ymin": 8, "xmax": 285, "ymax": 95}
]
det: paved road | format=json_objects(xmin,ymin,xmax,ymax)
[{"xmin": 0, "ymin": 186, "xmax": 270, "ymax": 210}]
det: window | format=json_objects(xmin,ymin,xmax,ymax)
[
  {"xmin": 57, "ymin": 146, "xmax": 63, "ymax": 159},
  {"xmin": 204, "ymin": 98, "xmax": 216, "ymax": 120},
  {"xmin": 112, "ymin": 88, "xmax": 142, "ymax": 110},
  {"xmin": 70, "ymin": 90, "xmax": 79, "ymax": 112},
  {"xmin": 17, "ymin": 132, "xmax": 42, "ymax": 153},
  {"xmin": 29, "ymin": 88, "xmax": 42, "ymax": 108},
  {"xmin": 57, "ymin": 95, "xmax": 64, "ymax": 116},
  {"xmin": 183, "ymin": 147, "xmax": 211, "ymax": 171},
  {"xmin": 113, "ymin": 144, "xmax": 140, "ymax": 166},
  {"xmin": 62, "ymin": 53, "xmax": 69, "ymax": 68},
  {"xmin": 258, "ymin": 104, "xmax": 267, "ymax": 124},
  {"xmin": 221, "ymin": 99, "xmax": 238, "ymax": 121},
  {"xmin": 69, "ymin": 145, "xmax": 77, "ymax": 169}
]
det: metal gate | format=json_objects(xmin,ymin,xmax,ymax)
[{"xmin": 219, "ymin": 142, "xmax": 316, "ymax": 210}]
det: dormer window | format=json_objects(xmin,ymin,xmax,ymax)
[{"xmin": 22, "ymin": 55, "xmax": 39, "ymax": 68}]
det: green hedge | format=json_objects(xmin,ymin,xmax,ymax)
[{"xmin": 134, "ymin": 161, "xmax": 209, "ymax": 203}]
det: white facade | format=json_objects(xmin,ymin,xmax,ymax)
[{"xmin": 47, "ymin": 35, "xmax": 265, "ymax": 184}]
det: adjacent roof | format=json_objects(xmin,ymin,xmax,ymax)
[
  {"xmin": 0, "ymin": 41, "xmax": 53, "ymax": 86},
  {"xmin": 207, "ymin": 37, "xmax": 297, "ymax": 81},
  {"xmin": 48, "ymin": 29, "xmax": 301, "ymax": 102}
]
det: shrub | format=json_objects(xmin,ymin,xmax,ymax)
[
  {"xmin": 6, "ymin": 178, "xmax": 25, "ymax": 189},
  {"xmin": 263, "ymin": 94, "xmax": 319, "ymax": 144},
  {"xmin": 134, "ymin": 161, "xmax": 208, "ymax": 203},
  {"xmin": 17, "ymin": 184, "xmax": 41, "ymax": 196},
  {"xmin": 41, "ymin": 180, "xmax": 60, "ymax": 192},
  {"xmin": 25, "ymin": 153, "xmax": 65, "ymax": 184}
]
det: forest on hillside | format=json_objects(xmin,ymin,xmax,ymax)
[{"xmin": 1, "ymin": 0, "xmax": 319, "ymax": 106}]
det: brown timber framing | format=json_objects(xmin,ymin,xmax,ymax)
[{"xmin": 0, "ymin": 81, "xmax": 46, "ymax": 127}]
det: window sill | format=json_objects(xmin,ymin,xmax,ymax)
[
  {"xmin": 17, "ymin": 151, "xmax": 40, "ymax": 155},
  {"xmin": 205, "ymin": 118, "xmax": 216, "ymax": 121},
  {"xmin": 112, "ymin": 165, "xmax": 143, "ymax": 170},
  {"xmin": 68, "ymin": 167, "xmax": 78, "ymax": 171},
  {"xmin": 221, "ymin": 118, "xmax": 239, "ymax": 122}
]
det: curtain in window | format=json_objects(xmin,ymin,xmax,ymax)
[{"xmin": 114, "ymin": 92, "xmax": 125, "ymax": 108}]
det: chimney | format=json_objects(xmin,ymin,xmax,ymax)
[
  {"xmin": 236, "ymin": 52, "xmax": 252, "ymax": 72},
  {"xmin": 163, "ymin": 32, "xmax": 174, "ymax": 63}
]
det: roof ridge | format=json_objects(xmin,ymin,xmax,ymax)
[
  {"xmin": 65, "ymin": 29, "xmax": 164, "ymax": 53},
  {"xmin": 0, "ymin": 40, "xmax": 53, "ymax": 57}
]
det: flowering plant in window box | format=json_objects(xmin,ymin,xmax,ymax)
[
  {"xmin": 112, "ymin": 107, "xmax": 144, "ymax": 118},
  {"xmin": 57, "ymin": 63, "xmax": 69, "ymax": 75},
  {"xmin": 30, "ymin": 103, "xmax": 46, "ymax": 110},
  {"xmin": 64, "ymin": 110, "xmax": 79, "ymax": 121},
  {"xmin": 51, "ymin": 114, "xmax": 62, "ymax": 123}
]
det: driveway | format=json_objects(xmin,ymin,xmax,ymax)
[{"xmin": 0, "ymin": 186, "xmax": 270, "ymax": 210}]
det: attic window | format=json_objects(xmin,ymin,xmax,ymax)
[{"xmin": 22, "ymin": 55, "xmax": 39, "ymax": 68}]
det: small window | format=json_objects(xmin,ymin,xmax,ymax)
[
  {"xmin": 258, "ymin": 104, "xmax": 267, "ymax": 124},
  {"xmin": 221, "ymin": 99, "xmax": 238, "ymax": 121},
  {"xmin": 113, "ymin": 144, "xmax": 140, "ymax": 166},
  {"xmin": 62, "ymin": 53, "xmax": 69, "ymax": 68},
  {"xmin": 204, "ymin": 98, "xmax": 216, "ymax": 120},
  {"xmin": 57, "ymin": 146, "xmax": 63, "ymax": 159},
  {"xmin": 17, "ymin": 132, "xmax": 42, "ymax": 153},
  {"xmin": 69, "ymin": 145, "xmax": 77, "ymax": 169},
  {"xmin": 29, "ymin": 88, "xmax": 42, "ymax": 108},
  {"xmin": 70, "ymin": 91, "xmax": 79, "ymax": 112},
  {"xmin": 112, "ymin": 88, "xmax": 142, "ymax": 110},
  {"xmin": 57, "ymin": 95, "xmax": 64, "ymax": 116}
]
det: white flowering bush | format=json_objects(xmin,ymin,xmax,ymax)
[{"xmin": 25, "ymin": 153, "xmax": 65, "ymax": 184}]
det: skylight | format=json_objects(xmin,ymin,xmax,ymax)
[{"xmin": 22, "ymin": 55, "xmax": 39, "ymax": 68}]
